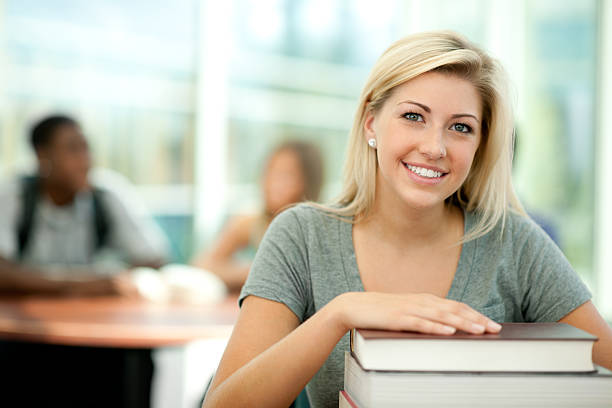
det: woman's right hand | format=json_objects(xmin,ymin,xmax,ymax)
[{"xmin": 333, "ymin": 291, "xmax": 502, "ymax": 335}]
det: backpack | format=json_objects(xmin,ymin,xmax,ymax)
[{"xmin": 16, "ymin": 176, "xmax": 111, "ymax": 260}]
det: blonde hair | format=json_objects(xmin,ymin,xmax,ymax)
[{"xmin": 319, "ymin": 30, "xmax": 526, "ymax": 240}]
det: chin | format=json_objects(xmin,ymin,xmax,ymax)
[{"xmin": 398, "ymin": 190, "xmax": 449, "ymax": 211}]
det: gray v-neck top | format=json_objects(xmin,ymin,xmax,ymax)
[{"xmin": 239, "ymin": 204, "xmax": 591, "ymax": 408}]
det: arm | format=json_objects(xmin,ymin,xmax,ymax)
[
  {"xmin": 0, "ymin": 255, "xmax": 124, "ymax": 296},
  {"xmin": 203, "ymin": 208, "xmax": 499, "ymax": 407},
  {"xmin": 0, "ymin": 180, "xmax": 138, "ymax": 296},
  {"xmin": 100, "ymin": 187, "xmax": 169, "ymax": 269},
  {"xmin": 203, "ymin": 292, "xmax": 500, "ymax": 408},
  {"xmin": 192, "ymin": 216, "xmax": 254, "ymax": 292},
  {"xmin": 559, "ymin": 300, "xmax": 612, "ymax": 370}
]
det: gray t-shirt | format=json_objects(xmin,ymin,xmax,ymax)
[
  {"xmin": 239, "ymin": 203, "xmax": 591, "ymax": 408},
  {"xmin": 0, "ymin": 175, "xmax": 169, "ymax": 275}
]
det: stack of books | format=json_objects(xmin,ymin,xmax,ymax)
[{"xmin": 340, "ymin": 323, "xmax": 612, "ymax": 407}]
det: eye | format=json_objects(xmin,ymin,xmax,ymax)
[
  {"xmin": 451, "ymin": 123, "xmax": 472, "ymax": 133},
  {"xmin": 403, "ymin": 112, "xmax": 424, "ymax": 122}
]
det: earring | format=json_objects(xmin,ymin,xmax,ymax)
[{"xmin": 367, "ymin": 138, "xmax": 377, "ymax": 148}]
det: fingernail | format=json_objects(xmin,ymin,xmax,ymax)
[
  {"xmin": 442, "ymin": 325, "xmax": 456, "ymax": 334},
  {"xmin": 487, "ymin": 321, "xmax": 502, "ymax": 331},
  {"xmin": 471, "ymin": 323, "xmax": 485, "ymax": 333}
]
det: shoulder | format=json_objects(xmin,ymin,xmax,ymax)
[
  {"xmin": 279, "ymin": 202, "xmax": 347, "ymax": 221},
  {"xmin": 468, "ymin": 209, "xmax": 562, "ymax": 268},
  {"xmin": 465, "ymin": 209, "xmax": 554, "ymax": 263},
  {"xmin": 0, "ymin": 177, "xmax": 21, "ymax": 200},
  {"xmin": 0, "ymin": 178, "xmax": 21, "ymax": 227},
  {"xmin": 221, "ymin": 214, "xmax": 258, "ymax": 241},
  {"xmin": 260, "ymin": 204, "xmax": 348, "ymax": 251},
  {"xmin": 502, "ymin": 211, "xmax": 557, "ymax": 254},
  {"xmin": 0, "ymin": 177, "xmax": 26, "ymax": 216},
  {"xmin": 271, "ymin": 203, "xmax": 346, "ymax": 234},
  {"xmin": 503, "ymin": 210, "xmax": 546, "ymax": 241},
  {"xmin": 468, "ymin": 209, "xmax": 550, "ymax": 245},
  {"xmin": 231, "ymin": 214, "xmax": 258, "ymax": 229},
  {"xmin": 88, "ymin": 169, "xmax": 144, "ymax": 216},
  {"xmin": 87, "ymin": 183, "xmax": 127, "ymax": 218},
  {"xmin": 0, "ymin": 178, "xmax": 24, "ymax": 254}
]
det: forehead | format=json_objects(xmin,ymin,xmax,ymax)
[
  {"xmin": 50, "ymin": 124, "xmax": 85, "ymax": 145},
  {"xmin": 388, "ymin": 71, "xmax": 482, "ymax": 117},
  {"xmin": 268, "ymin": 148, "xmax": 301, "ymax": 168}
]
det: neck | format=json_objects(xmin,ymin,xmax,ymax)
[
  {"xmin": 41, "ymin": 179, "xmax": 77, "ymax": 206},
  {"xmin": 361, "ymin": 185, "xmax": 462, "ymax": 250}
]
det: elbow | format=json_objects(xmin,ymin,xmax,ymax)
[
  {"xmin": 201, "ymin": 394, "xmax": 213, "ymax": 408},
  {"xmin": 201, "ymin": 386, "xmax": 226, "ymax": 408}
]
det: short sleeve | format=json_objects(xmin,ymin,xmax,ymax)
[
  {"xmin": 239, "ymin": 208, "xmax": 312, "ymax": 322},
  {"xmin": 516, "ymin": 217, "xmax": 592, "ymax": 322},
  {"xmin": 0, "ymin": 181, "xmax": 20, "ymax": 260},
  {"xmin": 99, "ymin": 188, "xmax": 169, "ymax": 265}
]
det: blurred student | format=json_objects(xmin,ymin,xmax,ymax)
[
  {"xmin": 193, "ymin": 140, "xmax": 323, "ymax": 292},
  {"xmin": 0, "ymin": 114, "xmax": 169, "ymax": 295},
  {"xmin": 0, "ymin": 114, "xmax": 170, "ymax": 408}
]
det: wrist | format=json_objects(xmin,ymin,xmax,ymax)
[{"xmin": 325, "ymin": 292, "xmax": 355, "ymax": 335}]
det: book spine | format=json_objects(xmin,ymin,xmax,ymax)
[{"xmin": 339, "ymin": 390, "xmax": 360, "ymax": 408}]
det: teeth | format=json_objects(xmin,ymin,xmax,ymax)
[{"xmin": 406, "ymin": 164, "xmax": 443, "ymax": 178}]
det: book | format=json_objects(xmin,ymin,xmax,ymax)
[
  {"xmin": 339, "ymin": 390, "xmax": 361, "ymax": 408},
  {"xmin": 351, "ymin": 323, "xmax": 596, "ymax": 372},
  {"xmin": 344, "ymin": 352, "xmax": 612, "ymax": 408},
  {"xmin": 130, "ymin": 264, "xmax": 227, "ymax": 304}
]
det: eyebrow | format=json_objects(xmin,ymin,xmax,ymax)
[
  {"xmin": 398, "ymin": 100, "xmax": 480, "ymax": 122},
  {"xmin": 399, "ymin": 100, "xmax": 430, "ymax": 113},
  {"xmin": 451, "ymin": 113, "xmax": 479, "ymax": 121}
]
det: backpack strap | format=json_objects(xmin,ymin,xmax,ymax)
[
  {"xmin": 91, "ymin": 188, "xmax": 110, "ymax": 250},
  {"xmin": 16, "ymin": 177, "xmax": 112, "ymax": 258},
  {"xmin": 17, "ymin": 176, "xmax": 40, "ymax": 260}
]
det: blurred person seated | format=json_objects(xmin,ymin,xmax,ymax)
[
  {"xmin": 193, "ymin": 140, "xmax": 323, "ymax": 292},
  {"xmin": 0, "ymin": 114, "xmax": 171, "ymax": 408},
  {"xmin": 0, "ymin": 114, "xmax": 169, "ymax": 297}
]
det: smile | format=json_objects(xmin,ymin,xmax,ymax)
[{"xmin": 403, "ymin": 163, "xmax": 446, "ymax": 179}]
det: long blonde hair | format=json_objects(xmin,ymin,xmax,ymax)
[{"xmin": 319, "ymin": 30, "xmax": 526, "ymax": 240}]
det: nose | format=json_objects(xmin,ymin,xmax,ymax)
[{"xmin": 418, "ymin": 127, "xmax": 447, "ymax": 160}]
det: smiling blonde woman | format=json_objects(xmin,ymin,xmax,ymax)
[
  {"xmin": 328, "ymin": 31, "xmax": 523, "ymax": 241},
  {"xmin": 203, "ymin": 31, "xmax": 612, "ymax": 408}
]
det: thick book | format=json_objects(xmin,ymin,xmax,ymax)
[
  {"xmin": 339, "ymin": 390, "xmax": 361, "ymax": 408},
  {"xmin": 350, "ymin": 323, "xmax": 597, "ymax": 372},
  {"xmin": 344, "ymin": 352, "xmax": 612, "ymax": 408}
]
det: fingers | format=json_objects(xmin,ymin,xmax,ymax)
[
  {"xmin": 443, "ymin": 299, "xmax": 501, "ymax": 334},
  {"xmin": 342, "ymin": 292, "xmax": 502, "ymax": 336},
  {"xmin": 411, "ymin": 296, "xmax": 501, "ymax": 334},
  {"xmin": 397, "ymin": 315, "xmax": 457, "ymax": 335}
]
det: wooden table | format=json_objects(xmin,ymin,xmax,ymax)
[
  {"xmin": 0, "ymin": 295, "xmax": 240, "ymax": 407},
  {"xmin": 0, "ymin": 294, "xmax": 239, "ymax": 348}
]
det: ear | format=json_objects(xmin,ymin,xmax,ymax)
[
  {"xmin": 363, "ymin": 109, "xmax": 377, "ymax": 143},
  {"xmin": 34, "ymin": 147, "xmax": 47, "ymax": 163},
  {"xmin": 34, "ymin": 147, "xmax": 51, "ymax": 175}
]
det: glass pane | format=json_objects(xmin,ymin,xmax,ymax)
[
  {"xmin": 226, "ymin": 0, "xmax": 487, "ymax": 214},
  {"xmin": 1, "ymin": 0, "xmax": 197, "ymax": 185},
  {"xmin": 513, "ymin": 0, "xmax": 597, "ymax": 286}
]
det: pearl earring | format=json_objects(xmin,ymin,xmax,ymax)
[{"xmin": 367, "ymin": 138, "xmax": 377, "ymax": 148}]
